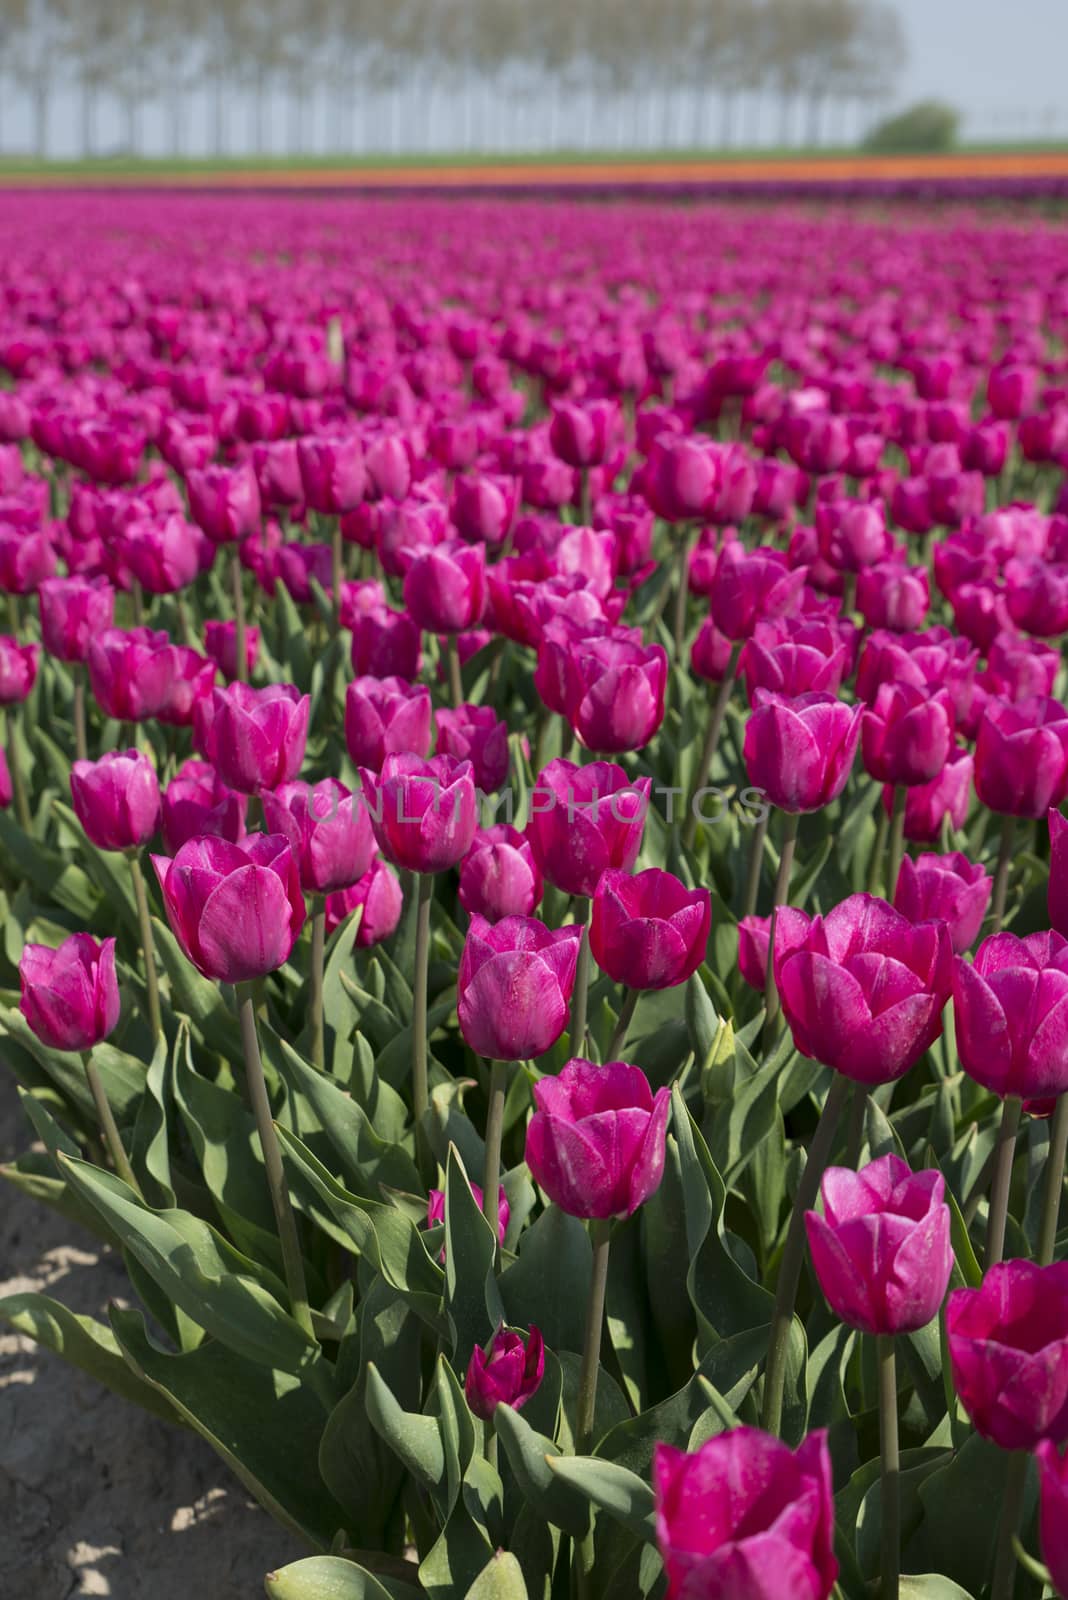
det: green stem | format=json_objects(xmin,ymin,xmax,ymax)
[
  {"xmin": 579, "ymin": 467, "xmax": 592, "ymax": 527},
  {"xmin": 7, "ymin": 593, "xmax": 18, "ymax": 633},
  {"xmin": 236, "ymin": 981, "xmax": 315, "ymax": 1340},
  {"xmin": 760, "ymin": 1071, "xmax": 850, "ymax": 1435},
  {"xmin": 482, "ymin": 1060, "xmax": 507, "ymax": 1262},
  {"xmin": 845, "ymin": 1081, "xmax": 867, "ymax": 1170},
  {"xmin": 671, "ymin": 527, "xmax": 696, "ymax": 663},
  {"xmin": 569, "ymin": 898, "xmax": 591, "ymax": 1056},
  {"xmin": 885, "ymin": 784, "xmax": 908, "ymax": 903},
  {"xmin": 412, "ymin": 872, "xmax": 435, "ymax": 1122},
  {"xmin": 843, "ymin": 572, "xmax": 857, "ymax": 617},
  {"xmin": 308, "ymin": 896, "xmax": 326, "ymax": 1069},
  {"xmin": 681, "ymin": 645, "xmax": 740, "ymax": 851},
  {"xmin": 5, "ymin": 706, "xmax": 30, "ymax": 832},
  {"xmin": 991, "ymin": 815, "xmax": 1018, "ymax": 931},
  {"xmin": 986, "ymin": 1094, "xmax": 1022, "ymax": 1269},
  {"xmin": 877, "ymin": 1334, "xmax": 900, "ymax": 1600},
  {"xmin": 131, "ymin": 579, "xmax": 144, "ymax": 627},
  {"xmin": 127, "ymin": 852, "xmax": 162, "ymax": 1043},
  {"xmin": 990, "ymin": 1451, "xmax": 1029, "ymax": 1600},
  {"xmin": 231, "ymin": 545, "xmax": 248, "ymax": 685},
  {"xmin": 606, "ymin": 988, "xmax": 639, "ymax": 1062},
  {"xmin": 82, "ymin": 1051, "xmax": 140, "ymax": 1195},
  {"xmin": 576, "ymin": 1218, "xmax": 612, "ymax": 1455},
  {"xmin": 446, "ymin": 634, "xmax": 464, "ymax": 710},
  {"xmin": 73, "ymin": 667, "xmax": 88, "ymax": 762},
  {"xmin": 867, "ymin": 806, "xmax": 889, "ymax": 895},
  {"xmin": 764, "ymin": 811, "xmax": 800, "ymax": 1030},
  {"xmin": 742, "ymin": 808, "xmax": 770, "ymax": 920},
  {"xmin": 1037, "ymin": 1094, "xmax": 1068, "ymax": 1265}
]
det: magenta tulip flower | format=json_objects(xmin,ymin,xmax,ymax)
[
  {"xmin": 709, "ymin": 545, "xmax": 807, "ymax": 642},
  {"xmin": 458, "ymin": 825, "xmax": 543, "ymax": 922},
  {"xmin": 525, "ymin": 1057, "xmax": 670, "ymax": 1219},
  {"xmin": 323, "ymin": 857, "xmax": 403, "ymax": 945},
  {"xmin": 0, "ymin": 636, "xmax": 38, "ymax": 704},
  {"xmin": 38, "ymin": 575, "xmax": 115, "ymax": 663},
  {"xmin": 549, "ymin": 398, "xmax": 618, "ymax": 468},
  {"xmin": 805, "ymin": 1155, "xmax": 952, "ymax": 1336},
  {"xmin": 644, "ymin": 434, "xmax": 722, "ymax": 522},
  {"xmin": 436, "ymin": 704, "xmax": 509, "ymax": 793},
  {"xmin": 741, "ymin": 619, "xmax": 851, "ymax": 703},
  {"xmin": 464, "ymin": 1325, "xmax": 545, "ymax": 1421},
  {"xmin": 590, "ymin": 868, "xmax": 710, "ymax": 990},
  {"xmin": 344, "ymin": 676, "xmax": 433, "ymax": 771},
  {"xmin": 893, "ymin": 851, "xmax": 991, "ymax": 954},
  {"xmin": 690, "ymin": 616, "xmax": 735, "ymax": 683},
  {"xmin": 882, "ymin": 747, "xmax": 974, "ymax": 844},
  {"xmin": 527, "ymin": 759, "xmax": 651, "ymax": 897},
  {"xmin": 152, "ymin": 834, "xmax": 305, "ymax": 983},
  {"xmin": 1036, "ymin": 1442, "xmax": 1068, "ymax": 1599},
  {"xmin": 856, "ymin": 561, "xmax": 930, "ymax": 632},
  {"xmin": 350, "ymin": 606, "xmax": 422, "ymax": 681},
  {"xmin": 200, "ymin": 683, "xmax": 309, "ymax": 794},
  {"xmin": 403, "ymin": 540, "xmax": 486, "ymax": 634},
  {"xmin": 87, "ymin": 628, "xmax": 176, "ymax": 722},
  {"xmin": 297, "ymin": 434, "xmax": 366, "ymax": 513},
  {"xmin": 743, "ymin": 692, "xmax": 863, "ymax": 814},
  {"xmin": 122, "ymin": 513, "xmax": 204, "ymax": 594},
  {"xmin": 261, "ymin": 777, "xmax": 375, "ymax": 896},
  {"xmin": 161, "ymin": 758, "xmax": 247, "ymax": 855},
  {"xmin": 451, "ymin": 473, "xmax": 519, "ymax": 547},
  {"xmin": 360, "ymin": 753, "xmax": 477, "ymax": 874},
  {"xmin": 953, "ymin": 931, "xmax": 1068, "ymax": 1101},
  {"xmin": 563, "ymin": 634, "xmax": 668, "ymax": 755},
  {"xmin": 778, "ymin": 894, "xmax": 952, "ymax": 1085},
  {"xmin": 738, "ymin": 908, "xmax": 813, "ymax": 993},
  {"xmin": 187, "ymin": 461, "xmax": 261, "ymax": 544},
  {"xmin": 457, "ymin": 914, "xmax": 583, "ymax": 1060},
  {"xmin": 70, "ymin": 749, "xmax": 161, "ymax": 853},
  {"xmin": 975, "ymin": 696, "xmax": 1068, "ymax": 818},
  {"xmin": 861, "ymin": 682, "xmax": 955, "ymax": 788},
  {"xmin": 946, "ymin": 1261, "xmax": 1068, "ymax": 1450},
  {"xmin": 19, "ymin": 934, "xmax": 120, "ymax": 1053},
  {"xmin": 654, "ymin": 1428, "xmax": 838, "ymax": 1600},
  {"xmin": 204, "ymin": 619, "xmax": 260, "ymax": 682}
]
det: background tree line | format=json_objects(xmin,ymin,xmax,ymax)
[{"xmin": 0, "ymin": 0, "xmax": 907, "ymax": 160}]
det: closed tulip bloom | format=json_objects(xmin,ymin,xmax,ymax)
[
  {"xmin": 350, "ymin": 607, "xmax": 422, "ymax": 681},
  {"xmin": 19, "ymin": 933, "xmax": 120, "ymax": 1052},
  {"xmin": 203, "ymin": 619, "xmax": 260, "ymax": 682},
  {"xmin": 344, "ymin": 676, "xmax": 433, "ymax": 771},
  {"xmin": 154, "ymin": 645, "xmax": 217, "ymax": 730},
  {"xmin": 805, "ymin": 1155, "xmax": 952, "ymax": 1336},
  {"xmin": 527, "ymin": 758, "xmax": 651, "ymax": 897},
  {"xmin": 1036, "ymin": 1443, "xmax": 1068, "ymax": 1599},
  {"xmin": 161, "ymin": 758, "xmax": 247, "ymax": 855},
  {"xmin": 261, "ymin": 777, "xmax": 374, "ymax": 896},
  {"xmin": 71, "ymin": 749, "xmax": 161, "ymax": 852},
  {"xmin": 778, "ymin": 893, "xmax": 952, "ymax": 1085},
  {"xmin": 1050, "ymin": 808, "xmax": 1068, "ymax": 938},
  {"xmin": 427, "ymin": 1184, "xmax": 510, "ymax": 1249},
  {"xmin": 276, "ymin": 541, "xmax": 333, "ymax": 605},
  {"xmin": 975, "ymin": 695, "xmax": 1068, "ymax": 818},
  {"xmin": 856, "ymin": 561, "xmax": 930, "ymax": 631},
  {"xmin": 987, "ymin": 633, "xmax": 1059, "ymax": 703},
  {"xmin": 360, "ymin": 753, "xmax": 477, "ymax": 873},
  {"xmin": 654, "ymin": 1428, "xmax": 837, "ymax": 1600},
  {"xmin": 451, "ymin": 473, "xmax": 519, "ymax": 546},
  {"xmin": 744, "ymin": 691, "xmax": 863, "ymax": 814},
  {"xmin": 297, "ymin": 434, "xmax": 366, "ymax": 513},
  {"xmin": 741, "ymin": 621, "xmax": 850, "ymax": 703},
  {"xmin": 122, "ymin": 514, "xmax": 203, "ymax": 594},
  {"xmin": 38, "ymin": 575, "xmax": 115, "ymax": 663},
  {"xmin": 526, "ymin": 1057, "xmax": 670, "ymax": 1219},
  {"xmin": 862, "ymin": 682, "xmax": 955, "ymax": 787},
  {"xmin": 253, "ymin": 439, "xmax": 304, "ymax": 509},
  {"xmin": 562, "ymin": 634, "xmax": 668, "ymax": 755},
  {"xmin": 856, "ymin": 628, "xmax": 977, "ymax": 720},
  {"xmin": 202, "ymin": 683, "xmax": 309, "ymax": 794},
  {"xmin": 365, "ymin": 432, "xmax": 412, "ymax": 501},
  {"xmin": 403, "ymin": 540, "xmax": 486, "ymax": 634},
  {"xmin": 737, "ymin": 908, "xmax": 813, "ymax": 992},
  {"xmin": 946, "ymin": 1261, "xmax": 1068, "ymax": 1450},
  {"xmin": 645, "ymin": 435, "xmax": 721, "ymax": 522},
  {"xmin": 377, "ymin": 499, "xmax": 449, "ymax": 578},
  {"xmin": 953, "ymin": 930, "xmax": 1068, "ymax": 1101},
  {"xmin": 591, "ymin": 868, "xmax": 710, "ymax": 990},
  {"xmin": 883, "ymin": 747, "xmax": 974, "ymax": 844},
  {"xmin": 988, "ymin": 362, "xmax": 1038, "ymax": 420},
  {"xmin": 436, "ymin": 704, "xmax": 509, "ymax": 793},
  {"xmin": 152, "ymin": 833, "xmax": 305, "ymax": 983},
  {"xmin": 815, "ymin": 499, "xmax": 892, "ymax": 573},
  {"xmin": 1005, "ymin": 558, "xmax": 1068, "ymax": 638},
  {"xmin": 535, "ymin": 616, "xmax": 641, "ymax": 716},
  {"xmin": 87, "ymin": 627, "xmax": 176, "ymax": 722},
  {"xmin": 709, "ymin": 546, "xmax": 807, "ymax": 642},
  {"xmin": 458, "ymin": 914, "xmax": 583, "ymax": 1059},
  {"xmin": 187, "ymin": 461, "xmax": 261, "ymax": 544},
  {"xmin": 323, "ymin": 856, "xmax": 403, "ymax": 944},
  {"xmin": 0, "ymin": 526, "xmax": 55, "ymax": 593},
  {"xmin": 690, "ymin": 616, "xmax": 735, "ymax": 683},
  {"xmin": 893, "ymin": 851, "xmax": 991, "ymax": 954},
  {"xmin": 0, "ymin": 636, "xmax": 37, "ymax": 704},
  {"xmin": 464, "ymin": 1325, "xmax": 544, "ymax": 1422},
  {"xmin": 459, "ymin": 825, "xmax": 543, "ymax": 922},
  {"xmin": 549, "ymin": 399, "xmax": 618, "ymax": 467}
]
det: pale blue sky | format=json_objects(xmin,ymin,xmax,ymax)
[{"xmin": 893, "ymin": 0, "xmax": 1067, "ymax": 135}]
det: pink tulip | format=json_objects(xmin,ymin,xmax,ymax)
[
  {"xmin": 435, "ymin": 704, "xmax": 509, "ymax": 793},
  {"xmin": 893, "ymin": 851, "xmax": 990, "ymax": 953},
  {"xmin": 947, "ymin": 1261, "xmax": 1068, "ymax": 1450},
  {"xmin": 261, "ymin": 777, "xmax": 375, "ymax": 896},
  {"xmin": 360, "ymin": 753, "xmax": 477, "ymax": 874},
  {"xmin": 323, "ymin": 857, "xmax": 403, "ymax": 944},
  {"xmin": 458, "ymin": 914, "xmax": 583, "ymax": 1060},
  {"xmin": 975, "ymin": 696, "xmax": 1068, "ymax": 818},
  {"xmin": 152, "ymin": 833, "xmax": 305, "ymax": 983},
  {"xmin": 953, "ymin": 930, "xmax": 1068, "ymax": 1101},
  {"xmin": 39, "ymin": 575, "xmax": 115, "ymax": 663},
  {"xmin": 464, "ymin": 1325, "xmax": 544, "ymax": 1421},
  {"xmin": 187, "ymin": 461, "xmax": 261, "ymax": 544},
  {"xmin": 70, "ymin": 749, "xmax": 160, "ymax": 853},
  {"xmin": 161, "ymin": 758, "xmax": 247, "ymax": 855},
  {"xmin": 0, "ymin": 636, "xmax": 38, "ymax": 704},
  {"xmin": 861, "ymin": 682, "xmax": 955, "ymax": 788},
  {"xmin": 19, "ymin": 933, "xmax": 120, "ymax": 1052},
  {"xmin": 403, "ymin": 540, "xmax": 486, "ymax": 634},
  {"xmin": 458, "ymin": 825, "xmax": 543, "ymax": 922},
  {"xmin": 563, "ymin": 634, "xmax": 667, "ymax": 755},
  {"xmin": 344, "ymin": 676, "xmax": 433, "ymax": 771},
  {"xmin": 527, "ymin": 759, "xmax": 651, "ymax": 897},
  {"xmin": 743, "ymin": 691, "xmax": 863, "ymax": 814},
  {"xmin": 590, "ymin": 868, "xmax": 710, "ymax": 990},
  {"xmin": 200, "ymin": 683, "xmax": 309, "ymax": 794}
]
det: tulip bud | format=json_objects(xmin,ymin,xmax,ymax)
[
  {"xmin": 690, "ymin": 616, "xmax": 735, "ymax": 683},
  {"xmin": 856, "ymin": 561, "xmax": 929, "ymax": 632},
  {"xmin": 323, "ymin": 856, "xmax": 403, "ymax": 944},
  {"xmin": 458, "ymin": 914, "xmax": 583, "ymax": 1060},
  {"xmin": 187, "ymin": 461, "xmax": 261, "ymax": 544},
  {"xmin": 464, "ymin": 1325, "xmax": 544, "ymax": 1421},
  {"xmin": 19, "ymin": 934, "xmax": 120, "ymax": 1052},
  {"xmin": 200, "ymin": 683, "xmax": 309, "ymax": 794},
  {"xmin": 741, "ymin": 619, "xmax": 851, "ymax": 702},
  {"xmin": 805, "ymin": 1155, "xmax": 952, "ymax": 1336},
  {"xmin": 261, "ymin": 778, "xmax": 374, "ymax": 896},
  {"xmin": 344, "ymin": 676, "xmax": 433, "ymax": 771},
  {"xmin": 360, "ymin": 753, "xmax": 477, "ymax": 874},
  {"xmin": 297, "ymin": 434, "xmax": 366, "ymax": 514},
  {"xmin": 525, "ymin": 1057, "xmax": 670, "ymax": 1220},
  {"xmin": 947, "ymin": 1261, "xmax": 1068, "ymax": 1449},
  {"xmin": 427, "ymin": 1184, "xmax": 510, "ymax": 1250},
  {"xmin": 451, "ymin": 473, "xmax": 519, "ymax": 547},
  {"xmin": 459, "ymin": 825, "xmax": 543, "ymax": 922},
  {"xmin": 0, "ymin": 636, "xmax": 38, "ymax": 705},
  {"xmin": 153, "ymin": 834, "xmax": 305, "ymax": 983},
  {"xmin": 549, "ymin": 399, "xmax": 618, "ymax": 468},
  {"xmin": 737, "ymin": 907, "xmax": 812, "ymax": 993},
  {"xmin": 436, "ymin": 704, "xmax": 509, "ymax": 793},
  {"xmin": 882, "ymin": 747, "xmax": 974, "ymax": 844},
  {"xmin": 709, "ymin": 546, "xmax": 806, "ymax": 641},
  {"xmin": 87, "ymin": 627, "xmax": 178, "ymax": 722},
  {"xmin": 527, "ymin": 759, "xmax": 650, "ymax": 897},
  {"xmin": 590, "ymin": 868, "xmax": 710, "ymax": 991},
  {"xmin": 71, "ymin": 749, "xmax": 161, "ymax": 853}
]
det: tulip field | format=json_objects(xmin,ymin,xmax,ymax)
[{"xmin": 4, "ymin": 184, "xmax": 1068, "ymax": 1600}]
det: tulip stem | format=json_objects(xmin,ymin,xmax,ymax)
[
  {"xmin": 885, "ymin": 785, "xmax": 908, "ymax": 902},
  {"xmin": 867, "ymin": 806, "xmax": 889, "ymax": 895},
  {"xmin": 131, "ymin": 579, "xmax": 144, "ymax": 627},
  {"xmin": 990, "ymin": 1451, "xmax": 1029, "ymax": 1600},
  {"xmin": 5, "ymin": 707, "xmax": 30, "ymax": 832},
  {"xmin": 607, "ymin": 988, "xmax": 639, "ymax": 1061},
  {"xmin": 308, "ymin": 896, "xmax": 326, "ymax": 1069},
  {"xmin": 877, "ymin": 1334, "xmax": 900, "ymax": 1600},
  {"xmin": 81, "ymin": 1051, "xmax": 140, "ymax": 1195},
  {"xmin": 671, "ymin": 527, "xmax": 696, "ymax": 663},
  {"xmin": 72, "ymin": 667, "xmax": 88, "ymax": 762},
  {"xmin": 990, "ymin": 815, "xmax": 1018, "ymax": 931},
  {"xmin": 741, "ymin": 808, "xmax": 770, "ymax": 919},
  {"xmin": 127, "ymin": 851, "xmax": 162, "ymax": 1043},
  {"xmin": 576, "ymin": 1217, "xmax": 612, "ymax": 1456},
  {"xmin": 764, "ymin": 810, "xmax": 800, "ymax": 1031},
  {"xmin": 412, "ymin": 872, "xmax": 435, "ymax": 1123},
  {"xmin": 236, "ymin": 981, "xmax": 315, "ymax": 1340},
  {"xmin": 986, "ymin": 1094, "xmax": 1022, "ymax": 1269},
  {"xmin": 1038, "ymin": 1094, "xmax": 1068, "ymax": 1265},
  {"xmin": 846, "ymin": 1082, "xmax": 867, "ymax": 1170},
  {"xmin": 482, "ymin": 1059, "xmax": 507, "ymax": 1263},
  {"xmin": 760, "ymin": 1070, "xmax": 850, "ymax": 1436},
  {"xmin": 681, "ymin": 645, "xmax": 740, "ymax": 851},
  {"xmin": 231, "ymin": 546, "xmax": 248, "ymax": 685},
  {"xmin": 569, "ymin": 897, "xmax": 591, "ymax": 1055}
]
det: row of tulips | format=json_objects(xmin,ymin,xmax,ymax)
[{"xmin": 1, "ymin": 190, "xmax": 1068, "ymax": 1600}]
